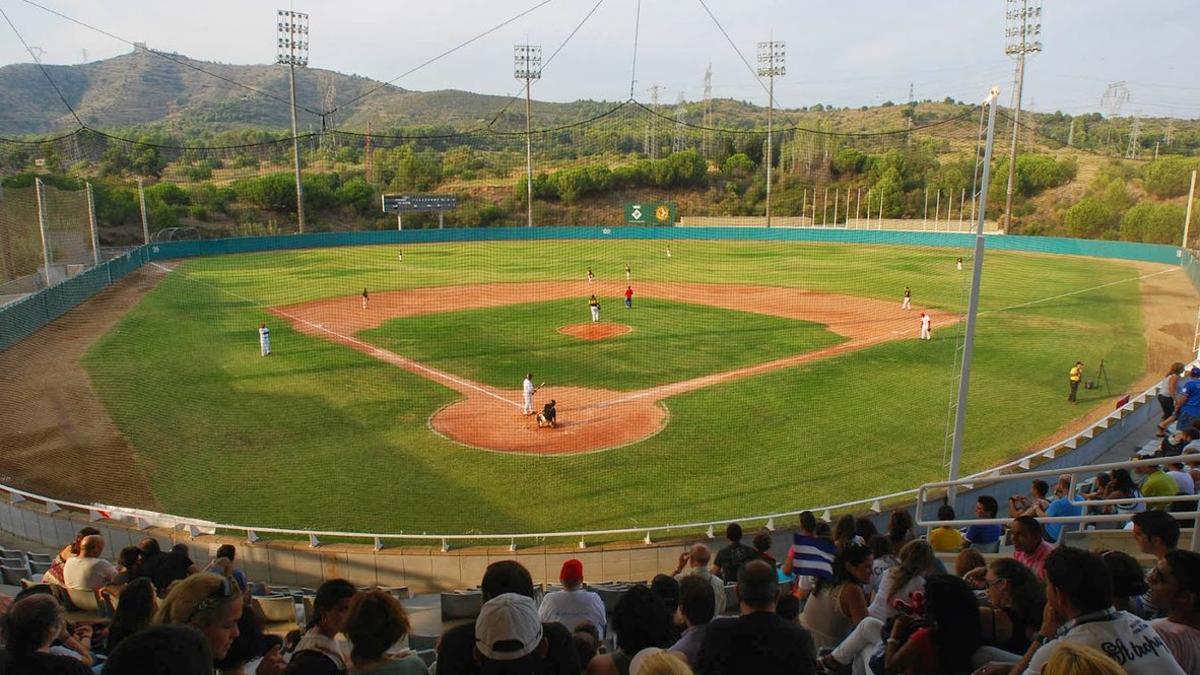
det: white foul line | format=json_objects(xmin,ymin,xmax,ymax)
[{"xmin": 982, "ymin": 267, "xmax": 1180, "ymax": 315}]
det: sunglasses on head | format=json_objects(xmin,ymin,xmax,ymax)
[{"xmin": 187, "ymin": 576, "xmax": 235, "ymax": 624}]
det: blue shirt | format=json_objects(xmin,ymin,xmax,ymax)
[
  {"xmin": 964, "ymin": 523, "xmax": 1002, "ymax": 545},
  {"xmin": 1044, "ymin": 496, "xmax": 1083, "ymax": 541},
  {"xmin": 1180, "ymin": 379, "xmax": 1200, "ymax": 416}
]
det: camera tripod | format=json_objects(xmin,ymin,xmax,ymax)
[{"xmin": 1094, "ymin": 359, "xmax": 1111, "ymax": 395}]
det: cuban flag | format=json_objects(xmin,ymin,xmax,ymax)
[{"xmin": 791, "ymin": 533, "xmax": 837, "ymax": 580}]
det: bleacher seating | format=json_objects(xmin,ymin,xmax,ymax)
[{"xmin": 439, "ymin": 589, "xmax": 483, "ymax": 621}]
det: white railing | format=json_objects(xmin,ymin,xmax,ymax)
[
  {"xmin": 0, "ymin": 374, "xmax": 1162, "ymax": 551},
  {"xmin": 915, "ymin": 456, "xmax": 1200, "ymax": 552}
]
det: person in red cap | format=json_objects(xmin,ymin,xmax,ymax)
[{"xmin": 538, "ymin": 559, "xmax": 608, "ymax": 638}]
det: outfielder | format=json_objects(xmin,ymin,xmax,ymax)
[
  {"xmin": 522, "ymin": 373, "xmax": 542, "ymax": 415},
  {"xmin": 362, "ymin": 288, "xmax": 369, "ymax": 310},
  {"xmin": 956, "ymin": 257, "xmax": 963, "ymax": 271},
  {"xmin": 625, "ymin": 263, "xmax": 632, "ymax": 280},
  {"xmin": 589, "ymin": 295, "xmax": 601, "ymax": 322},
  {"xmin": 666, "ymin": 245, "xmax": 672, "ymax": 258},
  {"xmin": 902, "ymin": 286, "xmax": 912, "ymax": 310},
  {"xmin": 919, "ymin": 312, "xmax": 932, "ymax": 340},
  {"xmin": 587, "ymin": 267, "xmax": 594, "ymax": 284},
  {"xmin": 259, "ymin": 323, "xmax": 271, "ymax": 356}
]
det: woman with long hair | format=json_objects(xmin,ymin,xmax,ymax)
[
  {"xmin": 976, "ymin": 558, "xmax": 1045, "ymax": 655},
  {"xmin": 882, "ymin": 574, "xmax": 982, "ymax": 674},
  {"xmin": 0, "ymin": 594, "xmax": 92, "ymax": 675},
  {"xmin": 867, "ymin": 540, "xmax": 937, "ymax": 621},
  {"xmin": 1158, "ymin": 362, "xmax": 1187, "ymax": 436},
  {"xmin": 285, "ymin": 579, "xmax": 357, "ymax": 674},
  {"xmin": 106, "ymin": 577, "xmax": 158, "ymax": 654},
  {"xmin": 833, "ymin": 515, "xmax": 863, "ymax": 550},
  {"xmin": 41, "ymin": 527, "xmax": 100, "ymax": 586},
  {"xmin": 886, "ymin": 510, "xmax": 915, "ymax": 551},
  {"xmin": 800, "ymin": 542, "xmax": 872, "ymax": 650},
  {"xmin": 1105, "ymin": 469, "xmax": 1146, "ymax": 516},
  {"xmin": 154, "ymin": 572, "xmax": 244, "ymax": 664}
]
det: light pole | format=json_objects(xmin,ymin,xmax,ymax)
[
  {"xmin": 757, "ymin": 40, "xmax": 785, "ymax": 228},
  {"xmin": 277, "ymin": 9, "xmax": 309, "ymax": 233},
  {"xmin": 515, "ymin": 45, "xmax": 542, "ymax": 228},
  {"xmin": 1001, "ymin": 0, "xmax": 1041, "ymax": 233}
]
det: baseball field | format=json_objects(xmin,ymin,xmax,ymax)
[{"xmin": 1, "ymin": 238, "xmax": 1188, "ymax": 537}]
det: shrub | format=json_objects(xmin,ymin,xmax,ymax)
[
  {"xmin": 1143, "ymin": 157, "xmax": 1200, "ymax": 198},
  {"xmin": 1064, "ymin": 197, "xmax": 1115, "ymax": 239},
  {"xmin": 1119, "ymin": 202, "xmax": 1187, "ymax": 244}
]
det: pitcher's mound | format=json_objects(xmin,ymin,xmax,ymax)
[{"xmin": 558, "ymin": 323, "xmax": 632, "ymax": 340}]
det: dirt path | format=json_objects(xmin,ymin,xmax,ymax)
[
  {"xmin": 0, "ymin": 269, "xmax": 164, "ymax": 508},
  {"xmin": 276, "ymin": 282, "xmax": 956, "ymax": 455}
]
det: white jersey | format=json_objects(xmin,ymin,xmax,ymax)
[
  {"xmin": 523, "ymin": 378, "xmax": 535, "ymax": 396},
  {"xmin": 920, "ymin": 315, "xmax": 931, "ymax": 330},
  {"xmin": 259, "ymin": 326, "xmax": 271, "ymax": 355},
  {"xmin": 1025, "ymin": 611, "xmax": 1184, "ymax": 675}
]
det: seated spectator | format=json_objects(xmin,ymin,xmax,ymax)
[
  {"xmin": 1032, "ymin": 476, "xmax": 1084, "ymax": 543},
  {"xmin": 964, "ymin": 495, "xmax": 1004, "ymax": 549},
  {"xmin": 105, "ymin": 577, "xmax": 158, "ymax": 654},
  {"xmin": 629, "ymin": 648, "xmax": 691, "ymax": 674},
  {"xmin": 668, "ymin": 575, "xmax": 716, "ymax": 666},
  {"xmin": 854, "ymin": 517, "xmax": 879, "ymax": 543},
  {"xmin": 975, "ymin": 557, "xmax": 1045, "ymax": 655},
  {"xmin": 436, "ymin": 560, "xmax": 578, "ymax": 675},
  {"xmin": 650, "ymin": 574, "xmax": 682, "ymax": 644},
  {"xmin": 775, "ymin": 594, "xmax": 800, "ymax": 623},
  {"xmin": 833, "ymin": 514, "xmax": 864, "ymax": 551},
  {"xmin": 1105, "ymin": 469, "xmax": 1146, "ymax": 516},
  {"xmin": 539, "ymin": 560, "xmax": 607, "ymax": 636},
  {"xmin": 1040, "ymin": 642, "xmax": 1126, "ymax": 675},
  {"xmin": 783, "ymin": 512, "xmax": 820, "ymax": 599},
  {"xmin": 571, "ymin": 623, "xmax": 600, "ymax": 672},
  {"xmin": 586, "ymin": 585, "xmax": 672, "ymax": 675},
  {"xmin": 1149, "ymin": 550, "xmax": 1200, "ymax": 674},
  {"xmin": 1077, "ymin": 473, "xmax": 1112, "ymax": 517},
  {"xmin": 751, "ymin": 530, "xmax": 775, "ymax": 569},
  {"xmin": 713, "ymin": 523, "xmax": 758, "ymax": 584},
  {"xmin": 1132, "ymin": 509, "xmax": 1180, "ymax": 563},
  {"xmin": 672, "ymin": 543, "xmax": 725, "ymax": 615},
  {"xmin": 285, "ymin": 578, "xmax": 356, "ymax": 675},
  {"xmin": 110, "ymin": 545, "xmax": 144, "ymax": 590},
  {"xmin": 887, "ymin": 509, "xmax": 916, "ymax": 551},
  {"xmin": 1160, "ymin": 427, "xmax": 1198, "ymax": 457},
  {"xmin": 800, "ymin": 542, "xmax": 871, "ymax": 651},
  {"xmin": 216, "ymin": 544, "xmax": 249, "ymax": 592},
  {"xmin": 41, "ymin": 527, "xmax": 100, "ymax": 587},
  {"xmin": 867, "ymin": 535, "xmax": 897, "ymax": 599},
  {"xmin": 0, "ymin": 594, "xmax": 92, "ymax": 674},
  {"xmin": 62, "ymin": 534, "xmax": 117, "ymax": 592},
  {"xmin": 695, "ymin": 560, "xmax": 816, "ymax": 675},
  {"xmin": 204, "ymin": 557, "xmax": 240, "ymax": 591},
  {"xmin": 1011, "ymin": 547, "xmax": 1185, "ymax": 675},
  {"xmin": 102, "ymin": 624, "xmax": 214, "ymax": 675},
  {"xmin": 956, "ymin": 547, "xmax": 986, "ymax": 581},
  {"xmin": 216, "ymin": 598, "xmax": 285, "ymax": 675},
  {"xmin": 139, "ymin": 538, "xmax": 200, "ymax": 597},
  {"xmin": 928, "ymin": 504, "xmax": 966, "ymax": 552},
  {"xmin": 344, "ymin": 590, "xmax": 426, "ymax": 674},
  {"xmin": 1165, "ymin": 461, "xmax": 1196, "ymax": 497},
  {"xmin": 1101, "ymin": 550, "xmax": 1151, "ymax": 617},
  {"xmin": 1137, "ymin": 462, "xmax": 1179, "ymax": 508},
  {"xmin": 1011, "ymin": 516, "xmax": 1054, "ymax": 578},
  {"xmin": 154, "ymin": 572, "xmax": 244, "ymax": 664},
  {"xmin": 866, "ymin": 540, "xmax": 937, "ymax": 621},
  {"xmin": 882, "ymin": 574, "xmax": 981, "ymax": 675},
  {"xmin": 1010, "ymin": 479, "xmax": 1052, "ymax": 518}
]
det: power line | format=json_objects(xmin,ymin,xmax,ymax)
[
  {"xmin": 694, "ymin": 0, "xmax": 769, "ymax": 99},
  {"xmin": 628, "ymin": 0, "xmax": 641, "ymax": 99},
  {"xmin": 0, "ymin": 5, "xmax": 84, "ymax": 129}
]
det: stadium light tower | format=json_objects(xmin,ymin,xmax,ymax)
[
  {"xmin": 277, "ymin": 10, "xmax": 309, "ymax": 233},
  {"xmin": 757, "ymin": 40, "xmax": 785, "ymax": 228},
  {"xmin": 1001, "ymin": 0, "xmax": 1041, "ymax": 233},
  {"xmin": 515, "ymin": 45, "xmax": 542, "ymax": 228}
]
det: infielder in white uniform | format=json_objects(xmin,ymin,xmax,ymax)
[
  {"xmin": 919, "ymin": 312, "xmax": 932, "ymax": 340},
  {"xmin": 362, "ymin": 288, "xmax": 369, "ymax": 310},
  {"xmin": 259, "ymin": 323, "xmax": 271, "ymax": 356},
  {"xmin": 522, "ymin": 373, "xmax": 537, "ymax": 415},
  {"xmin": 901, "ymin": 286, "xmax": 912, "ymax": 310},
  {"xmin": 587, "ymin": 267, "xmax": 594, "ymax": 284}
]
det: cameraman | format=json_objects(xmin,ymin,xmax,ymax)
[{"xmin": 1068, "ymin": 361, "xmax": 1083, "ymax": 404}]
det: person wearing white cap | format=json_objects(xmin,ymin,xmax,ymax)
[{"xmin": 475, "ymin": 593, "xmax": 548, "ymax": 672}]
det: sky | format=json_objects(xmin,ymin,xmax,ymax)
[{"xmin": 0, "ymin": 0, "xmax": 1196, "ymax": 119}]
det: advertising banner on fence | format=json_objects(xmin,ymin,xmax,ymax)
[{"xmin": 625, "ymin": 202, "xmax": 676, "ymax": 225}]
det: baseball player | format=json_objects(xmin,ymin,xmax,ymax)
[
  {"xmin": 537, "ymin": 399, "xmax": 557, "ymax": 429},
  {"xmin": 522, "ymin": 373, "xmax": 542, "ymax": 415},
  {"xmin": 398, "ymin": 249, "xmax": 403, "ymax": 263},
  {"xmin": 666, "ymin": 245, "xmax": 672, "ymax": 258},
  {"xmin": 919, "ymin": 312, "xmax": 932, "ymax": 340},
  {"xmin": 902, "ymin": 286, "xmax": 912, "ymax": 310},
  {"xmin": 956, "ymin": 257, "xmax": 963, "ymax": 271},
  {"xmin": 624, "ymin": 285, "xmax": 633, "ymax": 309},
  {"xmin": 362, "ymin": 288, "xmax": 369, "ymax": 310},
  {"xmin": 258, "ymin": 323, "xmax": 271, "ymax": 356},
  {"xmin": 589, "ymin": 295, "xmax": 601, "ymax": 322},
  {"xmin": 587, "ymin": 267, "xmax": 594, "ymax": 284},
  {"xmin": 625, "ymin": 263, "xmax": 632, "ymax": 281}
]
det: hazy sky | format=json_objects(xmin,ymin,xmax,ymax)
[{"xmin": 1, "ymin": 0, "xmax": 1196, "ymax": 118}]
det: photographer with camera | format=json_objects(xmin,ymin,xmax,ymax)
[{"xmin": 1069, "ymin": 361, "xmax": 1083, "ymax": 404}]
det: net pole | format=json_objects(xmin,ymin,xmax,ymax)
[
  {"xmin": 86, "ymin": 182, "xmax": 99, "ymax": 266},
  {"xmin": 137, "ymin": 178, "xmax": 150, "ymax": 245},
  {"xmin": 948, "ymin": 87, "xmax": 1000, "ymax": 499},
  {"xmin": 1184, "ymin": 170, "xmax": 1196, "ymax": 249},
  {"xmin": 34, "ymin": 178, "xmax": 51, "ymax": 287}
]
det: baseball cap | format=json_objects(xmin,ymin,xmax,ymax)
[
  {"xmin": 560, "ymin": 559, "xmax": 584, "ymax": 584},
  {"xmin": 475, "ymin": 593, "xmax": 543, "ymax": 661},
  {"xmin": 1191, "ymin": 367, "xmax": 1200, "ymax": 377}
]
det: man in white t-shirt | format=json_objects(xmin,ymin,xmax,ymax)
[
  {"xmin": 538, "ymin": 559, "xmax": 607, "ymax": 637},
  {"xmin": 1148, "ymin": 550, "xmax": 1200, "ymax": 675},
  {"xmin": 1008, "ymin": 547, "xmax": 1184, "ymax": 675},
  {"xmin": 63, "ymin": 535, "xmax": 118, "ymax": 591}
]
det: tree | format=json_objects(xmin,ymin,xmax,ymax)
[
  {"xmin": 722, "ymin": 153, "xmax": 755, "ymax": 178},
  {"xmin": 1119, "ymin": 202, "xmax": 1187, "ymax": 244},
  {"xmin": 1143, "ymin": 157, "xmax": 1200, "ymax": 198},
  {"xmin": 873, "ymin": 167, "xmax": 905, "ymax": 217},
  {"xmin": 1064, "ymin": 197, "xmax": 1115, "ymax": 239}
]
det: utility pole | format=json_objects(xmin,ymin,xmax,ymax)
[
  {"xmin": 645, "ymin": 84, "xmax": 662, "ymax": 159},
  {"xmin": 1184, "ymin": 170, "xmax": 1196, "ymax": 249},
  {"xmin": 277, "ymin": 9, "xmax": 309, "ymax": 233},
  {"xmin": 702, "ymin": 64, "xmax": 713, "ymax": 159},
  {"xmin": 515, "ymin": 44, "xmax": 542, "ymax": 228},
  {"xmin": 757, "ymin": 40, "xmax": 785, "ymax": 228},
  {"xmin": 1002, "ymin": 0, "xmax": 1042, "ymax": 233}
]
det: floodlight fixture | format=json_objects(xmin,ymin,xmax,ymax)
[{"xmin": 276, "ymin": 10, "xmax": 309, "ymax": 67}]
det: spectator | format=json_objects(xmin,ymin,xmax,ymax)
[
  {"xmin": 751, "ymin": 530, "xmax": 775, "ymax": 569},
  {"xmin": 695, "ymin": 560, "xmax": 816, "ymax": 675},
  {"xmin": 436, "ymin": 560, "xmax": 579, "ymax": 675},
  {"xmin": 956, "ymin": 548, "xmax": 986, "ymax": 581},
  {"xmin": 975, "ymin": 557, "xmax": 1046, "ymax": 655},
  {"xmin": 1157, "ymin": 362, "xmax": 1186, "ymax": 434},
  {"xmin": 1149, "ymin": 550, "xmax": 1200, "ymax": 674},
  {"xmin": 216, "ymin": 599, "xmax": 285, "ymax": 675},
  {"xmin": 866, "ymin": 540, "xmax": 937, "ymax": 621},
  {"xmin": 964, "ymin": 495, "xmax": 1004, "ymax": 548},
  {"xmin": 0, "ymin": 594, "xmax": 92, "ymax": 674},
  {"xmin": 343, "ymin": 590, "xmax": 426, "ymax": 674},
  {"xmin": 1031, "ymin": 476, "xmax": 1084, "ymax": 543},
  {"xmin": 1137, "ymin": 462, "xmax": 1179, "ymax": 509},
  {"xmin": 216, "ymin": 544, "xmax": 249, "ymax": 591},
  {"xmin": 1010, "ymin": 480, "xmax": 1052, "ymax": 518},
  {"xmin": 854, "ymin": 517, "xmax": 879, "ymax": 543},
  {"xmin": 629, "ymin": 649, "xmax": 691, "ymax": 675},
  {"xmin": 571, "ymin": 623, "xmax": 600, "ymax": 672},
  {"xmin": 1160, "ymin": 427, "xmax": 1198, "ymax": 457},
  {"xmin": 1174, "ymin": 366, "xmax": 1200, "ymax": 430},
  {"xmin": 139, "ymin": 538, "xmax": 200, "ymax": 597},
  {"xmin": 1040, "ymin": 642, "xmax": 1126, "ymax": 675},
  {"xmin": 540, "ymin": 560, "xmax": 607, "ymax": 636},
  {"xmin": 586, "ymin": 585, "xmax": 672, "ymax": 675},
  {"xmin": 285, "ymin": 578, "xmax": 356, "ymax": 675},
  {"xmin": 154, "ymin": 572, "xmax": 244, "ymax": 663},
  {"xmin": 1012, "ymin": 547, "xmax": 1184, "ymax": 675},
  {"xmin": 712, "ymin": 523, "xmax": 757, "ymax": 583},
  {"xmin": 62, "ymin": 534, "xmax": 117, "ymax": 592},
  {"xmin": 1078, "ymin": 473, "xmax": 1112, "ymax": 517},
  {"xmin": 110, "ymin": 545, "xmax": 144, "ymax": 590},
  {"xmin": 650, "ymin": 574, "xmax": 682, "ymax": 645},
  {"xmin": 1105, "ymin": 469, "xmax": 1146, "ymax": 516},
  {"xmin": 205, "ymin": 557, "xmax": 240, "ymax": 590},
  {"xmin": 832, "ymin": 515, "xmax": 864, "ymax": 551},
  {"xmin": 928, "ymin": 504, "xmax": 966, "ymax": 552},
  {"xmin": 106, "ymin": 577, "xmax": 158, "ymax": 654},
  {"xmin": 668, "ymin": 575, "xmax": 715, "ymax": 666},
  {"xmin": 867, "ymin": 535, "xmax": 897, "ymax": 599},
  {"xmin": 1165, "ymin": 461, "xmax": 1195, "ymax": 497},
  {"xmin": 886, "ymin": 509, "xmax": 916, "ymax": 550},
  {"xmin": 41, "ymin": 527, "xmax": 100, "ymax": 587},
  {"xmin": 882, "ymin": 574, "xmax": 981, "ymax": 674},
  {"xmin": 1132, "ymin": 510, "xmax": 1180, "ymax": 563},
  {"xmin": 672, "ymin": 544, "xmax": 725, "ymax": 615},
  {"xmin": 1100, "ymin": 550, "xmax": 1150, "ymax": 617},
  {"xmin": 1012, "ymin": 516, "xmax": 1055, "ymax": 578},
  {"xmin": 775, "ymin": 595, "xmax": 800, "ymax": 623},
  {"xmin": 800, "ymin": 542, "xmax": 871, "ymax": 651},
  {"xmin": 102, "ymin": 624, "xmax": 215, "ymax": 675}
]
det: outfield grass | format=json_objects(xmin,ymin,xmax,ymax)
[
  {"xmin": 358, "ymin": 298, "xmax": 844, "ymax": 391},
  {"xmin": 81, "ymin": 240, "xmax": 1151, "ymax": 533}
]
